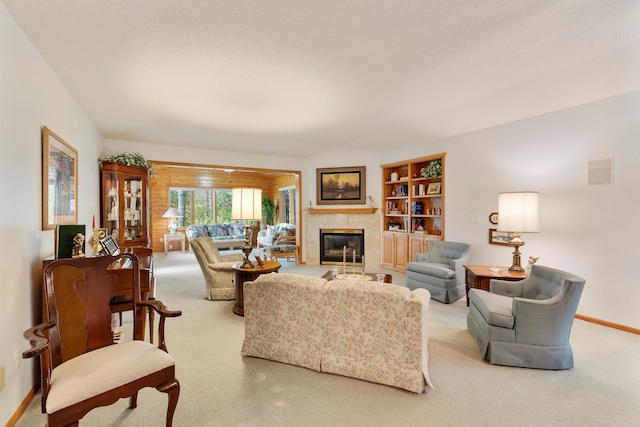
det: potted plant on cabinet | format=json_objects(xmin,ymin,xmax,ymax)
[
  {"xmin": 387, "ymin": 221, "xmax": 401, "ymax": 231},
  {"xmin": 98, "ymin": 152, "xmax": 155, "ymax": 176}
]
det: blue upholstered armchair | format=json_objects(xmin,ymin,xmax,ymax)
[
  {"xmin": 406, "ymin": 240, "xmax": 470, "ymax": 303},
  {"xmin": 467, "ymin": 265, "xmax": 585, "ymax": 369}
]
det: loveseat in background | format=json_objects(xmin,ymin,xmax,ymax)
[
  {"xmin": 185, "ymin": 223, "xmax": 246, "ymax": 250},
  {"xmin": 256, "ymin": 223, "xmax": 299, "ymax": 263}
]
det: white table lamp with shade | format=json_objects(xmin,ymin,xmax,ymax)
[
  {"xmin": 496, "ymin": 191, "xmax": 539, "ymax": 273},
  {"xmin": 162, "ymin": 207, "xmax": 183, "ymax": 234},
  {"xmin": 232, "ymin": 188, "xmax": 263, "ymax": 269}
]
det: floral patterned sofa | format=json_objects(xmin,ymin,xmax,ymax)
[
  {"xmin": 256, "ymin": 223, "xmax": 298, "ymax": 263},
  {"xmin": 185, "ymin": 223, "xmax": 246, "ymax": 250},
  {"xmin": 241, "ymin": 273, "xmax": 434, "ymax": 393}
]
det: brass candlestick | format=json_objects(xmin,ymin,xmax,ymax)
[{"xmin": 89, "ymin": 228, "xmax": 107, "ymax": 255}]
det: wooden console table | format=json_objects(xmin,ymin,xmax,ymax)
[
  {"xmin": 464, "ymin": 265, "xmax": 526, "ymax": 306},
  {"xmin": 232, "ymin": 261, "xmax": 281, "ymax": 316}
]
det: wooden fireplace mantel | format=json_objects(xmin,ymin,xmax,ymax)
[{"xmin": 307, "ymin": 207, "xmax": 378, "ymax": 215}]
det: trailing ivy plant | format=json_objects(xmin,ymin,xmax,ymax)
[
  {"xmin": 98, "ymin": 152, "xmax": 156, "ymax": 176},
  {"xmin": 420, "ymin": 159, "xmax": 442, "ymax": 179}
]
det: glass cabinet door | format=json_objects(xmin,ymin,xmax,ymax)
[
  {"xmin": 123, "ymin": 175, "xmax": 144, "ymax": 242},
  {"xmin": 101, "ymin": 162, "xmax": 149, "ymax": 248},
  {"xmin": 104, "ymin": 172, "xmax": 120, "ymax": 241}
]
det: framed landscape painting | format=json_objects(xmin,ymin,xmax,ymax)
[
  {"xmin": 42, "ymin": 126, "xmax": 78, "ymax": 230},
  {"xmin": 488, "ymin": 229, "xmax": 513, "ymax": 246},
  {"xmin": 316, "ymin": 166, "xmax": 366, "ymax": 205}
]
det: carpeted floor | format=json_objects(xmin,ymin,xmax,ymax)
[{"xmin": 15, "ymin": 252, "xmax": 640, "ymax": 426}]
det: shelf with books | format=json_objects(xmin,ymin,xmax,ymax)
[{"xmin": 381, "ymin": 153, "xmax": 446, "ymax": 271}]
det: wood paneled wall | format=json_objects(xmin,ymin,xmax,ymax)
[{"xmin": 149, "ymin": 162, "xmax": 298, "ymax": 253}]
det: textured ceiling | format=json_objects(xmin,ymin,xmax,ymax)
[{"xmin": 3, "ymin": 0, "xmax": 640, "ymax": 158}]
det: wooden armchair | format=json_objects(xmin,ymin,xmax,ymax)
[{"xmin": 23, "ymin": 254, "xmax": 182, "ymax": 426}]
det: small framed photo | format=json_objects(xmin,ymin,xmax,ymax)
[
  {"xmin": 254, "ymin": 255, "xmax": 265, "ymax": 267},
  {"xmin": 426, "ymin": 182, "xmax": 441, "ymax": 195},
  {"xmin": 488, "ymin": 229, "xmax": 513, "ymax": 246},
  {"xmin": 99, "ymin": 235, "xmax": 121, "ymax": 255}
]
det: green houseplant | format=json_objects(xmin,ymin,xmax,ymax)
[
  {"xmin": 98, "ymin": 152, "xmax": 155, "ymax": 176},
  {"xmin": 262, "ymin": 195, "xmax": 276, "ymax": 225},
  {"xmin": 420, "ymin": 159, "xmax": 442, "ymax": 179}
]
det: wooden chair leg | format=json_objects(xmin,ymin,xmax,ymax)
[
  {"xmin": 129, "ymin": 391, "xmax": 139, "ymax": 409},
  {"xmin": 158, "ymin": 379, "xmax": 180, "ymax": 427},
  {"xmin": 148, "ymin": 304, "xmax": 155, "ymax": 344},
  {"xmin": 119, "ymin": 311, "xmax": 123, "ymax": 326}
]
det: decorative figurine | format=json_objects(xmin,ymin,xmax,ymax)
[
  {"xmin": 71, "ymin": 233, "xmax": 86, "ymax": 258},
  {"xmin": 525, "ymin": 256, "xmax": 540, "ymax": 276}
]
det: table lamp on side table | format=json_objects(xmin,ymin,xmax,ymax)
[
  {"xmin": 232, "ymin": 188, "xmax": 262, "ymax": 269},
  {"xmin": 162, "ymin": 207, "xmax": 182, "ymax": 235},
  {"xmin": 497, "ymin": 191, "xmax": 539, "ymax": 273}
]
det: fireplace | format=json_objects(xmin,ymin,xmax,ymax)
[{"xmin": 319, "ymin": 229, "xmax": 364, "ymax": 265}]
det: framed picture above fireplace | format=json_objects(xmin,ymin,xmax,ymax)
[{"xmin": 316, "ymin": 166, "xmax": 366, "ymax": 205}]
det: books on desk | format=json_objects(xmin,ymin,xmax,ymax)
[{"xmin": 55, "ymin": 224, "xmax": 86, "ymax": 258}]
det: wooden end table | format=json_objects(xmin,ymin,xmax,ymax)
[
  {"xmin": 164, "ymin": 233, "xmax": 185, "ymax": 254},
  {"xmin": 464, "ymin": 265, "xmax": 526, "ymax": 306},
  {"xmin": 232, "ymin": 261, "xmax": 281, "ymax": 316}
]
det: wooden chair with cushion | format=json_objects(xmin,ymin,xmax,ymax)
[{"xmin": 23, "ymin": 254, "xmax": 182, "ymax": 426}]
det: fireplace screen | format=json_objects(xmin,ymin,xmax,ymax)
[{"xmin": 320, "ymin": 229, "xmax": 364, "ymax": 265}]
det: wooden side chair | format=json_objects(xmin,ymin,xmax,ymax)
[
  {"xmin": 23, "ymin": 254, "xmax": 182, "ymax": 426},
  {"xmin": 111, "ymin": 247, "xmax": 156, "ymax": 341}
]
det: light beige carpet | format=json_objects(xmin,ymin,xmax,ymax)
[{"xmin": 15, "ymin": 252, "xmax": 640, "ymax": 426}]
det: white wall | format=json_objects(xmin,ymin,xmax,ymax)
[
  {"xmin": 385, "ymin": 90, "xmax": 640, "ymax": 329},
  {"xmin": 0, "ymin": 4, "xmax": 103, "ymax": 424},
  {"xmin": 301, "ymin": 150, "xmax": 384, "ymax": 210},
  {"xmin": 103, "ymin": 139, "xmax": 306, "ymax": 172}
]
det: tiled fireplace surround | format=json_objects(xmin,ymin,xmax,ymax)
[{"xmin": 304, "ymin": 212, "xmax": 382, "ymax": 269}]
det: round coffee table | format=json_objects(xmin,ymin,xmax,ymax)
[{"xmin": 232, "ymin": 261, "xmax": 281, "ymax": 316}]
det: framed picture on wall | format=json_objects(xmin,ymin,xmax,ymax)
[
  {"xmin": 316, "ymin": 166, "xmax": 366, "ymax": 205},
  {"xmin": 42, "ymin": 126, "xmax": 78, "ymax": 230},
  {"xmin": 488, "ymin": 229, "xmax": 513, "ymax": 246}
]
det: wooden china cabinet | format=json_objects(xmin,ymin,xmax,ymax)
[
  {"xmin": 381, "ymin": 153, "xmax": 446, "ymax": 271},
  {"xmin": 100, "ymin": 162, "xmax": 149, "ymax": 248}
]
